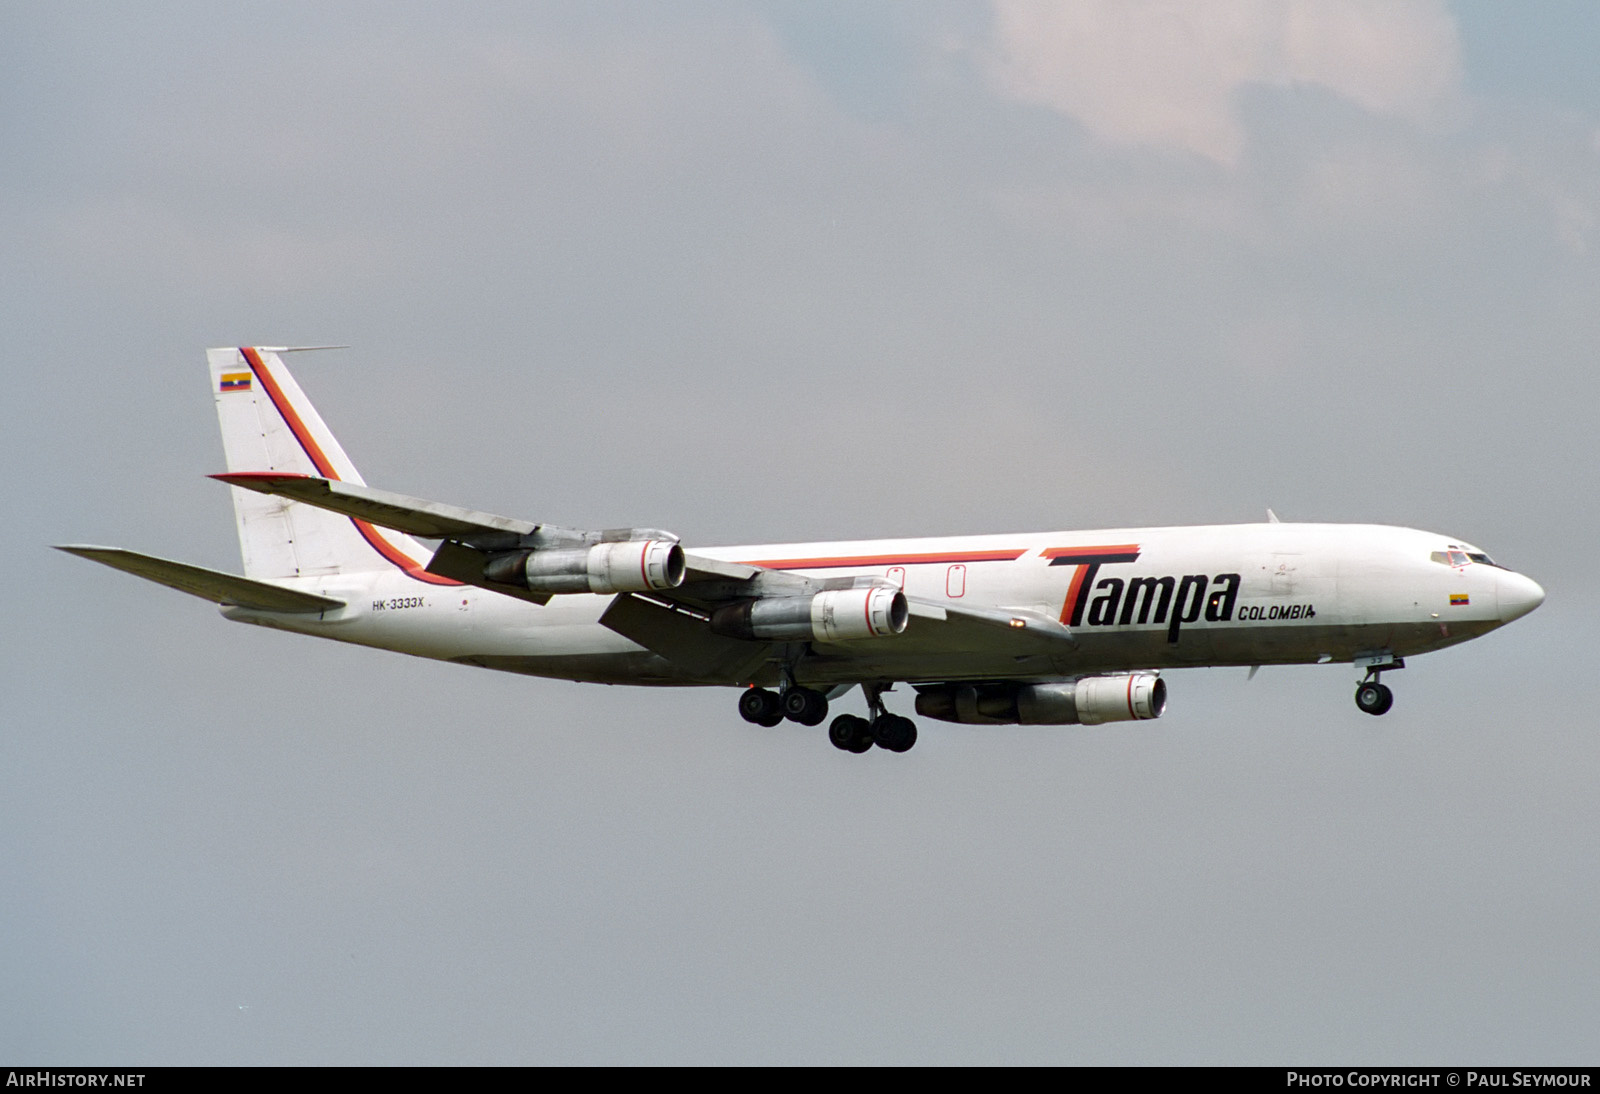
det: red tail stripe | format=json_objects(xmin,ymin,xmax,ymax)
[{"xmin": 238, "ymin": 347, "xmax": 461, "ymax": 587}]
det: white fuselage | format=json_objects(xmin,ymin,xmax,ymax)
[
  {"xmin": 226, "ymin": 521, "xmax": 1544, "ymax": 689},
  {"xmin": 61, "ymin": 347, "xmax": 1545, "ymax": 740}
]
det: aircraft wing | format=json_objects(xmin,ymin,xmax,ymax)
[
  {"xmin": 883, "ymin": 597, "xmax": 1079, "ymax": 668},
  {"xmin": 54, "ymin": 545, "xmax": 344, "ymax": 614},
  {"xmin": 595, "ymin": 590, "xmax": 1076, "ymax": 679},
  {"xmin": 213, "ymin": 473, "xmax": 797, "ymax": 607},
  {"xmin": 204, "ymin": 473, "xmax": 1073, "ymax": 674},
  {"xmin": 212, "ymin": 473, "xmax": 538, "ymax": 539},
  {"xmin": 214, "ymin": 472, "xmax": 563, "ymax": 605}
]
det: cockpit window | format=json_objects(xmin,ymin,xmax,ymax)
[
  {"xmin": 1430, "ymin": 550, "xmax": 1475, "ymax": 567},
  {"xmin": 1467, "ymin": 552, "xmax": 1500, "ymax": 568}
]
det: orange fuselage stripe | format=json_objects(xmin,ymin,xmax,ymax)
[
  {"xmin": 742, "ymin": 549, "xmax": 1027, "ymax": 570},
  {"xmin": 1041, "ymin": 544, "xmax": 1141, "ymax": 561}
]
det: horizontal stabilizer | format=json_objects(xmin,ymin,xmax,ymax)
[
  {"xmin": 55, "ymin": 545, "xmax": 344, "ymax": 613},
  {"xmin": 212, "ymin": 473, "xmax": 538, "ymax": 540}
]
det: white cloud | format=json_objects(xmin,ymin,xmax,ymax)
[{"xmin": 985, "ymin": 0, "xmax": 1462, "ymax": 164}]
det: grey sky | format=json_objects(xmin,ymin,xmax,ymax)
[{"xmin": 4, "ymin": 1, "xmax": 1597, "ymax": 1063}]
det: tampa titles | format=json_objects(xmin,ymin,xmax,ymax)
[{"xmin": 1047, "ymin": 545, "xmax": 1244, "ymax": 643}]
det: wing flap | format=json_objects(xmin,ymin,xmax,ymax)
[
  {"xmin": 423, "ymin": 540, "xmax": 552, "ymax": 605},
  {"xmin": 680, "ymin": 553, "xmax": 764, "ymax": 582},
  {"xmin": 599, "ymin": 593, "xmax": 774, "ymax": 680},
  {"xmin": 884, "ymin": 596, "xmax": 1077, "ymax": 656},
  {"xmin": 55, "ymin": 545, "xmax": 344, "ymax": 613}
]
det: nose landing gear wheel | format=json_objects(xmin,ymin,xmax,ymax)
[
  {"xmin": 828, "ymin": 714, "xmax": 874, "ymax": 753},
  {"xmin": 738, "ymin": 687, "xmax": 783, "ymax": 727},
  {"xmin": 1355, "ymin": 681, "xmax": 1394, "ymax": 716}
]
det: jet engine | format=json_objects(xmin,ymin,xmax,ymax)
[
  {"xmin": 483, "ymin": 540, "xmax": 686, "ymax": 595},
  {"xmin": 710, "ymin": 587, "xmax": 909, "ymax": 643},
  {"xmin": 915, "ymin": 674, "xmax": 1166, "ymax": 726}
]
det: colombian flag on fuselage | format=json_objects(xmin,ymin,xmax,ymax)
[
  {"xmin": 1450, "ymin": 593, "xmax": 1470, "ymax": 606},
  {"xmin": 219, "ymin": 372, "xmax": 252, "ymax": 393}
]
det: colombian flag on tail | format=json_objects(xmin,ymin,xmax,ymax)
[{"xmin": 219, "ymin": 372, "xmax": 252, "ymax": 393}]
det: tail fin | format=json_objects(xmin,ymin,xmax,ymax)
[{"xmin": 209, "ymin": 347, "xmax": 435, "ymax": 581}]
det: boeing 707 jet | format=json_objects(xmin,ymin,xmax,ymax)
[{"xmin": 57, "ymin": 347, "xmax": 1545, "ymax": 754}]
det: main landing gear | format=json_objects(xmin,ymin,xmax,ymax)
[
  {"xmin": 829, "ymin": 682, "xmax": 917, "ymax": 754},
  {"xmin": 737, "ymin": 687, "xmax": 784, "ymax": 727},
  {"xmin": 738, "ymin": 684, "xmax": 829, "ymax": 728},
  {"xmin": 738, "ymin": 681, "xmax": 920, "ymax": 753},
  {"xmin": 1353, "ymin": 654, "xmax": 1404, "ymax": 716},
  {"xmin": 827, "ymin": 712, "xmax": 917, "ymax": 753}
]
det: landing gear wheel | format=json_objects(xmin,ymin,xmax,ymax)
[
  {"xmin": 738, "ymin": 688, "xmax": 783, "ymax": 727},
  {"xmin": 783, "ymin": 687, "xmax": 829, "ymax": 726},
  {"xmin": 872, "ymin": 714, "xmax": 918, "ymax": 753},
  {"xmin": 1355, "ymin": 681, "xmax": 1394, "ymax": 716},
  {"xmin": 829, "ymin": 714, "xmax": 874, "ymax": 753}
]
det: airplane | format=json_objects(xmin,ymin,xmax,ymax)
[{"xmin": 56, "ymin": 346, "xmax": 1546, "ymax": 754}]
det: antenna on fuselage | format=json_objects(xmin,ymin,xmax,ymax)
[{"xmin": 1267, "ymin": 508, "xmax": 1281, "ymax": 523}]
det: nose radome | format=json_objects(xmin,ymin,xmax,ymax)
[{"xmin": 1497, "ymin": 570, "xmax": 1546, "ymax": 623}]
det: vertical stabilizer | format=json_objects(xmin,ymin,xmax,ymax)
[{"xmin": 209, "ymin": 347, "xmax": 434, "ymax": 581}]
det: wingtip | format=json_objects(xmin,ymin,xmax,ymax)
[
  {"xmin": 242, "ymin": 345, "xmax": 350, "ymax": 354},
  {"xmin": 211, "ymin": 471, "xmax": 318, "ymax": 489}
]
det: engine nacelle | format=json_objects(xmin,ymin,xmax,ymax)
[
  {"xmin": 710, "ymin": 587, "xmax": 909, "ymax": 643},
  {"xmin": 915, "ymin": 674, "xmax": 1166, "ymax": 726},
  {"xmin": 484, "ymin": 540, "xmax": 685, "ymax": 595},
  {"xmin": 1020, "ymin": 674, "xmax": 1166, "ymax": 725}
]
